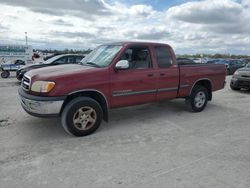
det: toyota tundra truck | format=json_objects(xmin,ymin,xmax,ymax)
[{"xmin": 18, "ymin": 42, "xmax": 226, "ymax": 136}]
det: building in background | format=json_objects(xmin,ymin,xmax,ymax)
[{"xmin": 0, "ymin": 45, "xmax": 43, "ymax": 65}]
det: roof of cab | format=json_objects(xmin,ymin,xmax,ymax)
[{"xmin": 104, "ymin": 41, "xmax": 171, "ymax": 47}]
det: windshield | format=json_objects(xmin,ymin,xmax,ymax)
[
  {"xmin": 44, "ymin": 55, "xmax": 63, "ymax": 64},
  {"xmin": 81, "ymin": 45, "xmax": 122, "ymax": 67}
]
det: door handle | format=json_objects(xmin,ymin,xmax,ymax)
[
  {"xmin": 147, "ymin": 73, "xmax": 153, "ymax": 77},
  {"xmin": 160, "ymin": 73, "xmax": 165, "ymax": 76}
]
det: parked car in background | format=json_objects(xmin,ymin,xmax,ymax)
[
  {"xmin": 230, "ymin": 63, "xmax": 250, "ymax": 90},
  {"xmin": 206, "ymin": 59, "xmax": 220, "ymax": 64},
  {"xmin": 242, "ymin": 58, "xmax": 250, "ymax": 64},
  {"xmin": 190, "ymin": 58, "xmax": 207, "ymax": 64},
  {"xmin": 16, "ymin": 54, "xmax": 85, "ymax": 81},
  {"xmin": 191, "ymin": 58, "xmax": 202, "ymax": 63},
  {"xmin": 177, "ymin": 58, "xmax": 196, "ymax": 65},
  {"xmin": 0, "ymin": 59, "xmax": 26, "ymax": 78},
  {"xmin": 215, "ymin": 59, "xmax": 245, "ymax": 75}
]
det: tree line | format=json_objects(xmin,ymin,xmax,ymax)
[
  {"xmin": 34, "ymin": 48, "xmax": 92, "ymax": 55},
  {"xmin": 178, "ymin": 54, "xmax": 250, "ymax": 59},
  {"xmin": 35, "ymin": 49, "xmax": 250, "ymax": 59}
]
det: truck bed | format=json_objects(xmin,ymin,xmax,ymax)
[{"xmin": 178, "ymin": 64, "xmax": 226, "ymax": 98}]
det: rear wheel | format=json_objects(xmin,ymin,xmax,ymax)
[
  {"xmin": 1, "ymin": 71, "xmax": 10, "ymax": 78},
  {"xmin": 61, "ymin": 97, "xmax": 103, "ymax": 137},
  {"xmin": 186, "ymin": 85, "xmax": 208, "ymax": 112}
]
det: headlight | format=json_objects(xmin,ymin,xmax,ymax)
[
  {"xmin": 31, "ymin": 81, "xmax": 55, "ymax": 93},
  {"xmin": 234, "ymin": 71, "xmax": 239, "ymax": 75}
]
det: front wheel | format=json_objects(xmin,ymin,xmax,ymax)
[
  {"xmin": 186, "ymin": 85, "xmax": 208, "ymax": 112},
  {"xmin": 61, "ymin": 97, "xmax": 103, "ymax": 137}
]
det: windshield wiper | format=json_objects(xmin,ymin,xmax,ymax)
[{"xmin": 84, "ymin": 62, "xmax": 101, "ymax": 68}]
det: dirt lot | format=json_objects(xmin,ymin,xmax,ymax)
[{"xmin": 0, "ymin": 74, "xmax": 250, "ymax": 188}]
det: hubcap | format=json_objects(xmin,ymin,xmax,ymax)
[
  {"xmin": 73, "ymin": 106, "xmax": 97, "ymax": 131},
  {"xmin": 194, "ymin": 91, "xmax": 206, "ymax": 108}
]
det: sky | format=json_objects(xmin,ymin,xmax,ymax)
[{"xmin": 0, "ymin": 0, "xmax": 250, "ymax": 54}]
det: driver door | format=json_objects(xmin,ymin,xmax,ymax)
[{"xmin": 110, "ymin": 46, "xmax": 157, "ymax": 108}]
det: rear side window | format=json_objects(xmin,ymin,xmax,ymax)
[{"xmin": 155, "ymin": 46, "xmax": 173, "ymax": 68}]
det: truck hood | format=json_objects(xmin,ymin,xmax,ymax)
[
  {"xmin": 25, "ymin": 64, "xmax": 95, "ymax": 79},
  {"xmin": 20, "ymin": 63, "xmax": 45, "ymax": 70},
  {"xmin": 24, "ymin": 63, "xmax": 109, "ymax": 97}
]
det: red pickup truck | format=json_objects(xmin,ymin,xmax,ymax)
[{"xmin": 19, "ymin": 42, "xmax": 226, "ymax": 136}]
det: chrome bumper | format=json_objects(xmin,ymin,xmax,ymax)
[
  {"xmin": 18, "ymin": 88, "xmax": 65, "ymax": 117},
  {"xmin": 20, "ymin": 96, "xmax": 64, "ymax": 116}
]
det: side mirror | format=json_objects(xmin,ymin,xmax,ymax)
[{"xmin": 115, "ymin": 60, "xmax": 129, "ymax": 70}]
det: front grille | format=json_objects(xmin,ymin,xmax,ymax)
[
  {"xmin": 22, "ymin": 75, "xmax": 31, "ymax": 91},
  {"xmin": 238, "ymin": 81, "xmax": 250, "ymax": 87},
  {"xmin": 241, "ymin": 75, "xmax": 250, "ymax": 78}
]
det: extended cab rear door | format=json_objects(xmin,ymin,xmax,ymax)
[
  {"xmin": 110, "ymin": 45, "xmax": 157, "ymax": 108},
  {"xmin": 154, "ymin": 45, "xmax": 179, "ymax": 101}
]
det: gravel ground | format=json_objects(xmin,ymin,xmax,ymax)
[{"xmin": 0, "ymin": 74, "xmax": 250, "ymax": 188}]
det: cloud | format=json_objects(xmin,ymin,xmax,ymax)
[
  {"xmin": 50, "ymin": 19, "xmax": 74, "ymax": 27},
  {"xmin": 203, "ymin": 21, "xmax": 250, "ymax": 35},
  {"xmin": 0, "ymin": 0, "xmax": 250, "ymax": 54},
  {"xmin": 167, "ymin": 0, "xmax": 243, "ymax": 24},
  {"xmin": 125, "ymin": 4, "xmax": 155, "ymax": 18},
  {"xmin": 166, "ymin": 0, "xmax": 250, "ymax": 37},
  {"xmin": 0, "ymin": 24, "xmax": 8, "ymax": 31},
  {"xmin": 123, "ymin": 28, "xmax": 170, "ymax": 40},
  {"xmin": 49, "ymin": 31, "xmax": 95, "ymax": 38},
  {"xmin": 0, "ymin": 0, "xmax": 111, "ymax": 16},
  {"xmin": 242, "ymin": 0, "xmax": 250, "ymax": 6}
]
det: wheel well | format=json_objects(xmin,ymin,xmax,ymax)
[
  {"xmin": 192, "ymin": 79, "xmax": 212, "ymax": 101},
  {"xmin": 60, "ymin": 91, "xmax": 109, "ymax": 122}
]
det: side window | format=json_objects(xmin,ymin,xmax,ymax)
[
  {"xmin": 155, "ymin": 46, "xmax": 173, "ymax": 68},
  {"xmin": 236, "ymin": 61, "xmax": 242, "ymax": 65},
  {"xmin": 75, "ymin": 57, "xmax": 83, "ymax": 64},
  {"xmin": 120, "ymin": 47, "xmax": 152, "ymax": 69},
  {"xmin": 67, "ymin": 57, "xmax": 75, "ymax": 64},
  {"xmin": 229, "ymin": 61, "xmax": 236, "ymax": 65},
  {"xmin": 53, "ymin": 57, "xmax": 67, "ymax": 64},
  {"xmin": 15, "ymin": 60, "xmax": 25, "ymax": 65}
]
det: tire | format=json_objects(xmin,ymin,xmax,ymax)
[
  {"xmin": 226, "ymin": 69, "xmax": 230, "ymax": 75},
  {"xmin": 16, "ymin": 75, "xmax": 23, "ymax": 81},
  {"xmin": 230, "ymin": 84, "xmax": 240, "ymax": 91},
  {"xmin": 1, "ymin": 71, "xmax": 10, "ymax": 78},
  {"xmin": 61, "ymin": 97, "xmax": 103, "ymax": 137},
  {"xmin": 186, "ymin": 85, "xmax": 208, "ymax": 112}
]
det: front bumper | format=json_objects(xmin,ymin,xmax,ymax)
[
  {"xmin": 230, "ymin": 76, "xmax": 250, "ymax": 89},
  {"xmin": 18, "ymin": 88, "xmax": 66, "ymax": 117}
]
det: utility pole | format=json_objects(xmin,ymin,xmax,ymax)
[{"xmin": 25, "ymin": 32, "xmax": 28, "ymax": 47}]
